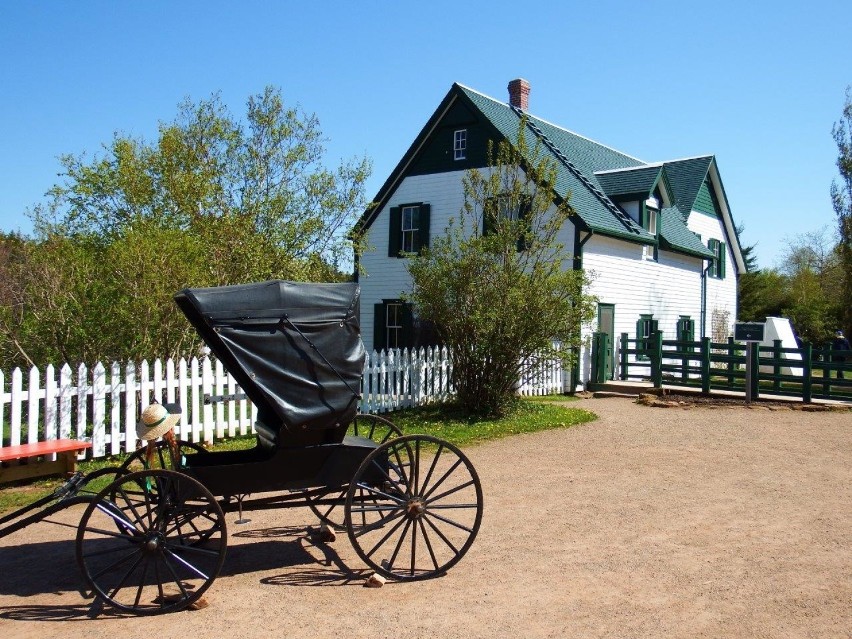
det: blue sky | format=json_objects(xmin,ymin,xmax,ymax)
[{"xmin": 1, "ymin": 0, "xmax": 849, "ymax": 269}]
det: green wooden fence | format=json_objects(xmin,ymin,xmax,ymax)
[{"xmin": 600, "ymin": 333, "xmax": 852, "ymax": 403}]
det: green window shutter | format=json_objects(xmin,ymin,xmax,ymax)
[
  {"xmin": 517, "ymin": 196, "xmax": 532, "ymax": 252},
  {"xmin": 708, "ymin": 239, "xmax": 719, "ymax": 277},
  {"xmin": 416, "ymin": 204, "xmax": 430, "ymax": 253},
  {"xmin": 373, "ymin": 303, "xmax": 387, "ymax": 351},
  {"xmin": 718, "ymin": 242, "xmax": 726, "ymax": 279},
  {"xmin": 401, "ymin": 303, "xmax": 415, "ymax": 348},
  {"xmin": 636, "ymin": 317, "xmax": 645, "ymax": 350},
  {"xmin": 650, "ymin": 319, "xmax": 659, "ymax": 337},
  {"xmin": 388, "ymin": 206, "xmax": 402, "ymax": 257},
  {"xmin": 677, "ymin": 318, "xmax": 695, "ymax": 342}
]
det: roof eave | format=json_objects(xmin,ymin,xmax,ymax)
[
  {"xmin": 354, "ymin": 84, "xmax": 468, "ymax": 235},
  {"xmin": 706, "ymin": 159, "xmax": 746, "ymax": 273}
]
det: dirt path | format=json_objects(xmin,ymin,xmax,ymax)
[{"xmin": 0, "ymin": 398, "xmax": 849, "ymax": 639}]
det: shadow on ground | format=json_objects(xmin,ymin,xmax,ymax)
[{"xmin": 0, "ymin": 523, "xmax": 365, "ymax": 621}]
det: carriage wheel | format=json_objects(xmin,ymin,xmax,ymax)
[
  {"xmin": 76, "ymin": 469, "xmax": 227, "ymax": 615},
  {"xmin": 120, "ymin": 439, "xmax": 209, "ymax": 473},
  {"xmin": 305, "ymin": 414, "xmax": 402, "ymax": 529},
  {"xmin": 345, "ymin": 434, "xmax": 483, "ymax": 581}
]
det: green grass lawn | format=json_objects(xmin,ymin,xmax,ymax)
[{"xmin": 0, "ymin": 395, "xmax": 596, "ymax": 515}]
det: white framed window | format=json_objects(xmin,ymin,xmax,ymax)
[
  {"xmin": 401, "ymin": 206, "xmax": 419, "ymax": 253},
  {"xmin": 386, "ymin": 303, "xmax": 403, "ymax": 349},
  {"xmin": 389, "ymin": 203, "xmax": 430, "ymax": 257},
  {"xmin": 454, "ymin": 129, "xmax": 467, "ymax": 160},
  {"xmin": 647, "ymin": 208, "xmax": 657, "ymax": 235},
  {"xmin": 642, "ymin": 200, "xmax": 658, "ymax": 260}
]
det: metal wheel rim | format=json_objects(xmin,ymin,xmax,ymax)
[
  {"xmin": 345, "ymin": 434, "xmax": 483, "ymax": 581},
  {"xmin": 76, "ymin": 469, "xmax": 227, "ymax": 615}
]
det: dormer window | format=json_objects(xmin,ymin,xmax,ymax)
[
  {"xmin": 454, "ymin": 129, "xmax": 467, "ymax": 160},
  {"xmin": 642, "ymin": 197, "xmax": 659, "ymax": 260}
]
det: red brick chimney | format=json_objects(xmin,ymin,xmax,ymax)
[{"xmin": 508, "ymin": 78, "xmax": 530, "ymax": 110}]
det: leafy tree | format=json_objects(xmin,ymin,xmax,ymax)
[
  {"xmin": 831, "ymin": 86, "xmax": 852, "ymax": 336},
  {"xmin": 737, "ymin": 268, "xmax": 790, "ymax": 323},
  {"xmin": 1, "ymin": 87, "xmax": 370, "ymax": 367},
  {"xmin": 32, "ymin": 87, "xmax": 370, "ymax": 273},
  {"xmin": 735, "ymin": 223, "xmax": 768, "ymax": 321},
  {"xmin": 406, "ymin": 125, "xmax": 596, "ymax": 417},
  {"xmin": 778, "ymin": 229, "xmax": 842, "ymax": 344}
]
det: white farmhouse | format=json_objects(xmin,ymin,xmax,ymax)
[{"xmin": 355, "ymin": 80, "xmax": 745, "ymax": 388}]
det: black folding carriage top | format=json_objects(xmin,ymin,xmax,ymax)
[{"xmin": 173, "ymin": 280, "xmax": 378, "ymax": 497}]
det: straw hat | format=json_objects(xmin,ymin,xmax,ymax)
[{"xmin": 137, "ymin": 403, "xmax": 181, "ymax": 440}]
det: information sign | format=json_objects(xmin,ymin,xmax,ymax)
[{"xmin": 735, "ymin": 322, "xmax": 765, "ymax": 342}]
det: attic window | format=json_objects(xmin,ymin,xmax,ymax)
[
  {"xmin": 454, "ymin": 129, "xmax": 467, "ymax": 160},
  {"xmin": 642, "ymin": 198, "xmax": 659, "ymax": 260}
]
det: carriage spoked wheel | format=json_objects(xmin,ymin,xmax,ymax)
[
  {"xmin": 344, "ymin": 434, "xmax": 483, "ymax": 581},
  {"xmin": 305, "ymin": 414, "xmax": 403, "ymax": 529},
  {"xmin": 114, "ymin": 441, "xmax": 211, "ymax": 523},
  {"xmin": 76, "ymin": 469, "xmax": 227, "ymax": 615}
]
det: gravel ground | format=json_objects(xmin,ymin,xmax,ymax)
[{"xmin": 0, "ymin": 397, "xmax": 849, "ymax": 639}]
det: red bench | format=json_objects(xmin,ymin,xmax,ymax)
[{"xmin": 0, "ymin": 439, "xmax": 92, "ymax": 484}]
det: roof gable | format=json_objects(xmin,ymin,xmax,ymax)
[
  {"xmin": 357, "ymin": 83, "xmax": 738, "ymax": 263},
  {"xmin": 595, "ymin": 165, "xmax": 664, "ymax": 199},
  {"xmin": 661, "ymin": 156, "xmax": 714, "ymax": 217}
]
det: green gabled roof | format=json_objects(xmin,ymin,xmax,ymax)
[
  {"xmin": 458, "ymin": 86, "xmax": 653, "ymax": 244},
  {"xmin": 659, "ymin": 206, "xmax": 715, "ymax": 258},
  {"xmin": 662, "ymin": 156, "xmax": 714, "ymax": 218},
  {"xmin": 359, "ymin": 83, "xmax": 731, "ymax": 257},
  {"xmin": 595, "ymin": 165, "xmax": 663, "ymax": 199}
]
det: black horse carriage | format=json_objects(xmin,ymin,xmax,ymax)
[{"xmin": 0, "ymin": 281, "xmax": 483, "ymax": 614}]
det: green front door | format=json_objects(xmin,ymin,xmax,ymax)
[{"xmin": 598, "ymin": 304, "xmax": 615, "ymax": 380}]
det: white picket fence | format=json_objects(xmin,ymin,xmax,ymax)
[{"xmin": 0, "ymin": 346, "xmax": 568, "ymax": 460}]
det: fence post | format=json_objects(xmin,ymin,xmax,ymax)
[
  {"xmin": 802, "ymin": 343, "xmax": 813, "ymax": 403},
  {"xmin": 123, "ymin": 363, "xmax": 136, "ymax": 452},
  {"xmin": 651, "ymin": 331, "xmax": 663, "ymax": 388},
  {"xmin": 202, "ymin": 357, "xmax": 214, "ymax": 444},
  {"xmin": 590, "ymin": 332, "xmax": 602, "ymax": 385},
  {"xmin": 44, "ymin": 364, "xmax": 58, "ymax": 443},
  {"xmin": 10, "ymin": 368, "xmax": 22, "ymax": 446},
  {"xmin": 190, "ymin": 357, "xmax": 201, "ymax": 443},
  {"xmin": 0, "ymin": 370, "xmax": 4, "ymax": 448},
  {"xmin": 727, "ymin": 337, "xmax": 735, "ymax": 387},
  {"xmin": 92, "ymin": 362, "xmax": 106, "ymax": 457},
  {"xmin": 28, "ymin": 366, "xmax": 41, "ymax": 445},
  {"xmin": 619, "ymin": 333, "xmax": 628, "ymax": 380},
  {"xmin": 76, "ymin": 363, "xmax": 88, "ymax": 442},
  {"xmin": 772, "ymin": 339, "xmax": 782, "ymax": 393},
  {"xmin": 214, "ymin": 359, "xmax": 226, "ymax": 439},
  {"xmin": 153, "ymin": 359, "xmax": 165, "ymax": 404},
  {"xmin": 750, "ymin": 342, "xmax": 760, "ymax": 399},
  {"xmin": 110, "ymin": 362, "xmax": 121, "ymax": 455},
  {"xmin": 139, "ymin": 360, "xmax": 151, "ymax": 410},
  {"xmin": 822, "ymin": 343, "xmax": 831, "ymax": 397},
  {"xmin": 227, "ymin": 370, "xmax": 238, "ymax": 438},
  {"xmin": 701, "ymin": 337, "xmax": 711, "ymax": 393}
]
